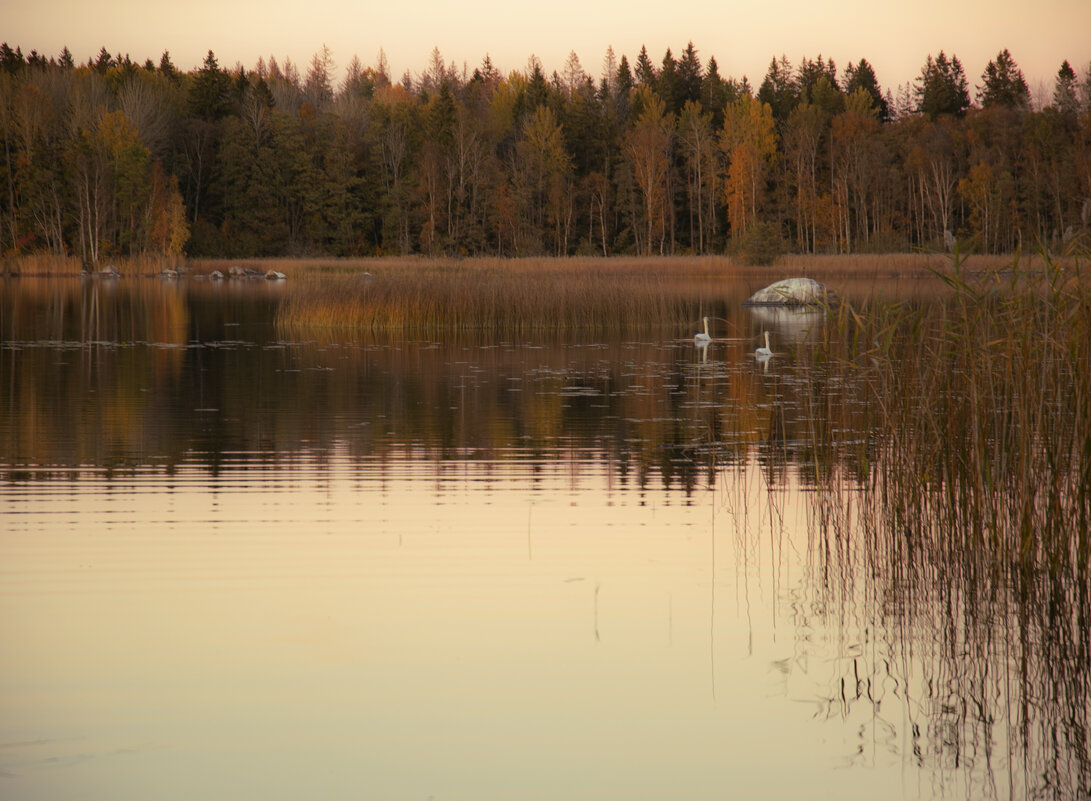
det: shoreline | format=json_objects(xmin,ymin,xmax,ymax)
[{"xmin": 2, "ymin": 251, "xmax": 1080, "ymax": 280}]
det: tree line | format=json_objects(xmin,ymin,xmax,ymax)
[{"xmin": 2, "ymin": 41, "xmax": 1090, "ymax": 263}]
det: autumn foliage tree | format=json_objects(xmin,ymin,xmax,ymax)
[
  {"xmin": 623, "ymin": 87, "xmax": 674, "ymax": 254},
  {"xmin": 720, "ymin": 94, "xmax": 777, "ymax": 238},
  {"xmin": 0, "ymin": 41, "xmax": 1089, "ymax": 263}
]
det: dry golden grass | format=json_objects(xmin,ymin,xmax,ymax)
[
  {"xmin": 192, "ymin": 252, "xmax": 1003, "ymax": 280},
  {"xmin": 2, "ymin": 254, "xmax": 185, "ymax": 276},
  {"xmin": 2, "ymin": 254, "xmax": 85, "ymax": 276},
  {"xmin": 245, "ymin": 251, "xmax": 1087, "ymax": 332},
  {"xmin": 772, "ymin": 251, "xmax": 1079, "ymax": 277},
  {"xmin": 190, "ymin": 254, "xmax": 747, "ymax": 280},
  {"xmin": 6, "ymin": 251, "xmax": 1077, "ymax": 281},
  {"xmin": 274, "ymin": 265, "xmax": 705, "ymax": 333}
]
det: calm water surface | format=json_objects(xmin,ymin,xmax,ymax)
[{"xmin": 0, "ymin": 276, "xmax": 1084, "ymax": 800}]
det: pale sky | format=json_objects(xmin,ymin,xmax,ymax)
[{"xmin": 8, "ymin": 0, "xmax": 1091, "ymax": 99}]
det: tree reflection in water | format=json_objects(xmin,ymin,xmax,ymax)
[{"xmin": 1, "ymin": 273, "xmax": 1087, "ymax": 799}]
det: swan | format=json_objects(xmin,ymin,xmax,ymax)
[
  {"xmin": 695, "ymin": 316, "xmax": 711, "ymax": 345},
  {"xmin": 755, "ymin": 331, "xmax": 773, "ymax": 358}
]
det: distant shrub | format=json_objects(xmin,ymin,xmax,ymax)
[{"xmin": 735, "ymin": 221, "xmax": 784, "ymax": 266}]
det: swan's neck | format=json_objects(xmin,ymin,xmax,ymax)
[
  {"xmin": 704, "ymin": 318, "xmax": 710, "ymax": 336},
  {"xmin": 764, "ymin": 331, "xmax": 770, "ymax": 349}
]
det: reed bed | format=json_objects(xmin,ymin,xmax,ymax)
[
  {"xmin": 2, "ymin": 254, "xmax": 85, "ymax": 276},
  {"xmin": 273, "ymin": 252, "xmax": 1024, "ymax": 334},
  {"xmin": 828, "ymin": 254, "xmax": 1090, "ymax": 561},
  {"xmin": 1, "ymin": 253, "xmax": 186, "ymax": 277},
  {"xmin": 192, "ymin": 254, "xmax": 750, "ymax": 281},
  {"xmin": 190, "ymin": 252, "xmax": 1017, "ymax": 280},
  {"xmin": 789, "ymin": 251, "xmax": 1090, "ymax": 797},
  {"xmin": 772, "ymin": 250, "xmax": 1073, "ymax": 278},
  {"xmin": 4, "ymin": 251, "xmax": 1079, "ymax": 281},
  {"xmin": 274, "ymin": 263, "xmax": 711, "ymax": 334}
]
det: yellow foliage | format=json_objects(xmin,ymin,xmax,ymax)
[
  {"xmin": 844, "ymin": 86, "xmax": 878, "ymax": 118},
  {"xmin": 720, "ymin": 96, "xmax": 777, "ymax": 237}
]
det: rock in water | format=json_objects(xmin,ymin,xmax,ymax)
[{"xmin": 742, "ymin": 277, "xmax": 834, "ymax": 307}]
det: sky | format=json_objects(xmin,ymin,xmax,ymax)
[{"xmin": 8, "ymin": 0, "xmax": 1091, "ymax": 101}]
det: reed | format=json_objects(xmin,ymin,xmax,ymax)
[
  {"xmin": 4, "ymin": 251, "xmax": 1080, "ymax": 281},
  {"xmin": 1, "ymin": 253, "xmax": 187, "ymax": 277},
  {"xmin": 192, "ymin": 252, "xmax": 1054, "ymax": 280},
  {"xmin": 274, "ymin": 262, "xmax": 711, "ymax": 333},
  {"xmin": 771, "ymin": 250, "xmax": 1073, "ymax": 277},
  {"xmin": 848, "ymin": 253, "xmax": 1087, "ymax": 560},
  {"xmin": 790, "ymin": 249, "xmax": 1091, "ymax": 796},
  {"xmin": 2, "ymin": 254, "xmax": 84, "ymax": 276}
]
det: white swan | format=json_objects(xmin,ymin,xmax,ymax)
[
  {"xmin": 755, "ymin": 331, "xmax": 772, "ymax": 358},
  {"xmin": 695, "ymin": 316, "xmax": 711, "ymax": 345}
]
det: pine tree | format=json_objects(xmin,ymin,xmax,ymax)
[
  {"xmin": 188, "ymin": 50, "xmax": 232, "ymax": 120},
  {"xmin": 616, "ymin": 55, "xmax": 633, "ymax": 95},
  {"xmin": 978, "ymin": 49, "xmax": 1029, "ymax": 110},
  {"xmin": 657, "ymin": 48, "xmax": 679, "ymax": 113},
  {"xmin": 701, "ymin": 57, "xmax": 733, "ymax": 129},
  {"xmin": 915, "ymin": 51, "xmax": 970, "ymax": 117},
  {"xmin": 601, "ymin": 46, "xmax": 618, "ymax": 96},
  {"xmin": 1051, "ymin": 60, "xmax": 1079, "ymax": 116},
  {"xmin": 677, "ymin": 42, "xmax": 703, "ymax": 108},
  {"xmin": 758, "ymin": 55, "xmax": 798, "ymax": 123},
  {"xmin": 93, "ymin": 47, "xmax": 114, "ymax": 74},
  {"xmin": 158, "ymin": 51, "xmax": 176, "ymax": 79},
  {"xmin": 0, "ymin": 43, "xmax": 24, "ymax": 74},
  {"xmin": 304, "ymin": 45, "xmax": 335, "ymax": 109},
  {"xmin": 844, "ymin": 59, "xmax": 889, "ymax": 121},
  {"xmin": 635, "ymin": 46, "xmax": 656, "ymax": 87}
]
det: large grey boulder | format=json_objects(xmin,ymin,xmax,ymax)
[{"xmin": 742, "ymin": 277, "xmax": 835, "ymax": 307}]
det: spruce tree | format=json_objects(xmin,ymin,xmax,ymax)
[
  {"xmin": 635, "ymin": 46, "xmax": 656, "ymax": 86},
  {"xmin": 657, "ymin": 48, "xmax": 679, "ymax": 113},
  {"xmin": 844, "ymin": 59, "xmax": 889, "ymax": 121},
  {"xmin": 978, "ymin": 49, "xmax": 1029, "ymax": 110},
  {"xmin": 188, "ymin": 51, "xmax": 232, "ymax": 120},
  {"xmin": 1052, "ymin": 61, "xmax": 1079, "ymax": 116},
  {"xmin": 758, "ymin": 55, "xmax": 798, "ymax": 123},
  {"xmin": 677, "ymin": 42, "xmax": 703, "ymax": 107},
  {"xmin": 915, "ymin": 51, "xmax": 970, "ymax": 117}
]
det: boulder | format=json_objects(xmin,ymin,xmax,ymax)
[
  {"xmin": 742, "ymin": 277, "xmax": 835, "ymax": 307},
  {"xmin": 265, "ymin": 270, "xmax": 287, "ymax": 280}
]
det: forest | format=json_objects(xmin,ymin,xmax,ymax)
[{"xmin": 1, "ymin": 41, "xmax": 1090, "ymax": 263}]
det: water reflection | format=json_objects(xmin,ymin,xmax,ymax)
[
  {"xmin": 1, "ymin": 275, "xmax": 1086, "ymax": 801},
  {"xmin": 1, "ymin": 279, "xmax": 843, "ymax": 494}
]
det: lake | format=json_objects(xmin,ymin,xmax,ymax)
[{"xmin": 1, "ymin": 271, "xmax": 1087, "ymax": 801}]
